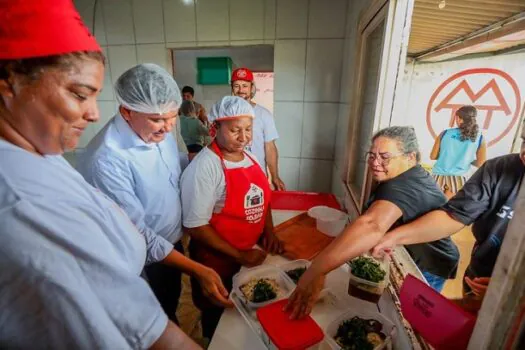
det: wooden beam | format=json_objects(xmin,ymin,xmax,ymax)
[{"xmin": 414, "ymin": 3, "xmax": 512, "ymax": 20}]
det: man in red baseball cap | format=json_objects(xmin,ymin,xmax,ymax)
[
  {"xmin": 0, "ymin": 1, "xmax": 198, "ymax": 348},
  {"xmin": 231, "ymin": 67, "xmax": 286, "ymax": 190}
]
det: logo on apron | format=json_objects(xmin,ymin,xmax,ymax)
[{"xmin": 244, "ymin": 183, "xmax": 265, "ymax": 223}]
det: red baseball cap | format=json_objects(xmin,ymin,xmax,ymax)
[
  {"xmin": 231, "ymin": 68, "xmax": 254, "ymax": 83},
  {"xmin": 0, "ymin": 0, "xmax": 101, "ymax": 59}
]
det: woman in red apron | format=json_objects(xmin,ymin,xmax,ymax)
[{"xmin": 180, "ymin": 96, "xmax": 283, "ymax": 340}]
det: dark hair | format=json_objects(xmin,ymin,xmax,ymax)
[
  {"xmin": 181, "ymin": 86, "xmax": 195, "ymax": 96},
  {"xmin": 372, "ymin": 126, "xmax": 421, "ymax": 162},
  {"xmin": 456, "ymin": 105, "xmax": 479, "ymax": 142},
  {"xmin": 0, "ymin": 51, "xmax": 105, "ymax": 81},
  {"xmin": 180, "ymin": 100, "xmax": 196, "ymax": 116}
]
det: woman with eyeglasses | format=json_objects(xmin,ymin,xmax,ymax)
[{"xmin": 285, "ymin": 126, "xmax": 459, "ymax": 319}]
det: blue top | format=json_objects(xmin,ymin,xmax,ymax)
[
  {"xmin": 432, "ymin": 128, "xmax": 482, "ymax": 176},
  {"xmin": 0, "ymin": 140, "xmax": 168, "ymax": 348},
  {"xmin": 78, "ymin": 113, "xmax": 188, "ymax": 263}
]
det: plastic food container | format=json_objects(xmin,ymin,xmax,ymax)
[
  {"xmin": 308, "ymin": 206, "xmax": 348, "ymax": 237},
  {"xmin": 277, "ymin": 259, "xmax": 330, "ymax": 299},
  {"xmin": 257, "ymin": 299, "xmax": 325, "ymax": 350},
  {"xmin": 233, "ymin": 265, "xmax": 296, "ymax": 309},
  {"xmin": 324, "ymin": 309, "xmax": 396, "ymax": 350},
  {"xmin": 347, "ymin": 255, "xmax": 390, "ymax": 304}
]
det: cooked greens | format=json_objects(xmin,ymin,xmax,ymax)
[
  {"xmin": 334, "ymin": 316, "xmax": 386, "ymax": 350},
  {"xmin": 349, "ymin": 257, "xmax": 386, "ymax": 283},
  {"xmin": 286, "ymin": 267, "xmax": 307, "ymax": 283},
  {"xmin": 251, "ymin": 279, "xmax": 278, "ymax": 303}
]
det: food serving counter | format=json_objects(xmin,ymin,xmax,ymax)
[{"xmin": 208, "ymin": 209, "xmax": 427, "ymax": 350}]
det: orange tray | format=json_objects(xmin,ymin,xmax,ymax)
[{"xmin": 275, "ymin": 212, "xmax": 334, "ymax": 261}]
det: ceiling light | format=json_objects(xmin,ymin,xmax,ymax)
[{"xmin": 438, "ymin": 0, "xmax": 446, "ymax": 9}]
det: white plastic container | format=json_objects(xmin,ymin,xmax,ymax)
[
  {"xmin": 324, "ymin": 309, "xmax": 396, "ymax": 350},
  {"xmin": 348, "ymin": 255, "xmax": 390, "ymax": 304},
  {"xmin": 277, "ymin": 259, "xmax": 330, "ymax": 299},
  {"xmin": 232, "ymin": 265, "xmax": 295, "ymax": 309},
  {"xmin": 308, "ymin": 206, "xmax": 348, "ymax": 237}
]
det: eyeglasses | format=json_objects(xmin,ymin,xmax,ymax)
[{"xmin": 365, "ymin": 151, "xmax": 406, "ymax": 166}]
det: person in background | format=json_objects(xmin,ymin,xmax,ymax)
[
  {"xmin": 431, "ymin": 105, "xmax": 486, "ymax": 198},
  {"xmin": 181, "ymin": 85, "xmax": 207, "ymax": 124},
  {"xmin": 373, "ymin": 125, "xmax": 525, "ymax": 312},
  {"xmin": 181, "ymin": 96, "xmax": 283, "ymax": 340},
  {"xmin": 286, "ymin": 127, "xmax": 460, "ymax": 319},
  {"xmin": 231, "ymin": 68, "xmax": 285, "ymax": 190},
  {"xmin": 78, "ymin": 64, "xmax": 231, "ymax": 325},
  {"xmin": 179, "ymin": 100, "xmax": 210, "ymax": 160},
  {"xmin": 0, "ymin": 1, "xmax": 198, "ymax": 348}
]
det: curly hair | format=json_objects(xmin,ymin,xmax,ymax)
[{"xmin": 456, "ymin": 105, "xmax": 479, "ymax": 142}]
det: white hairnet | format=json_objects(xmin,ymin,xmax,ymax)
[
  {"xmin": 208, "ymin": 96, "xmax": 254, "ymax": 123},
  {"xmin": 114, "ymin": 63, "xmax": 182, "ymax": 114}
]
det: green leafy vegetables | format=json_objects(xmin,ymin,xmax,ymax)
[
  {"xmin": 252, "ymin": 279, "xmax": 277, "ymax": 303},
  {"xmin": 286, "ymin": 267, "xmax": 307, "ymax": 284},
  {"xmin": 334, "ymin": 316, "xmax": 386, "ymax": 350},
  {"xmin": 349, "ymin": 257, "xmax": 386, "ymax": 283}
]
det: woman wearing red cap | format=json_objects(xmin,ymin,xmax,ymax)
[
  {"xmin": 180, "ymin": 96, "xmax": 283, "ymax": 340},
  {"xmin": 0, "ymin": 1, "xmax": 198, "ymax": 349}
]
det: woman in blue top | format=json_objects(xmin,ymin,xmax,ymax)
[{"xmin": 431, "ymin": 105, "xmax": 487, "ymax": 198}]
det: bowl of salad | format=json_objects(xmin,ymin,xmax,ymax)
[
  {"xmin": 232, "ymin": 265, "xmax": 295, "ymax": 309},
  {"xmin": 325, "ymin": 310, "xmax": 396, "ymax": 350},
  {"xmin": 347, "ymin": 255, "xmax": 390, "ymax": 303}
]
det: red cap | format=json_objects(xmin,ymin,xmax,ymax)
[
  {"xmin": 0, "ymin": 0, "xmax": 101, "ymax": 59},
  {"xmin": 231, "ymin": 68, "xmax": 254, "ymax": 83}
]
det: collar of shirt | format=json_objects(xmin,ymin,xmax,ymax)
[{"xmin": 114, "ymin": 112, "xmax": 155, "ymax": 150}]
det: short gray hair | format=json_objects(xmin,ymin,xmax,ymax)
[{"xmin": 372, "ymin": 126, "xmax": 421, "ymax": 162}]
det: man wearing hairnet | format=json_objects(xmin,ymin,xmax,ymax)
[{"xmin": 78, "ymin": 64, "xmax": 232, "ymax": 325}]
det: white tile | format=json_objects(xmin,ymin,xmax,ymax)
[
  {"xmin": 301, "ymin": 102, "xmax": 338, "ymax": 159},
  {"xmin": 98, "ymin": 47, "xmax": 115, "ymax": 101},
  {"xmin": 299, "ymin": 159, "xmax": 333, "ymax": 193},
  {"xmin": 264, "ymin": 0, "xmax": 276, "ymax": 39},
  {"xmin": 276, "ymin": 0, "xmax": 308, "ymax": 39},
  {"xmin": 102, "ymin": 0, "xmax": 135, "ymax": 45},
  {"xmin": 166, "ymin": 42, "xmax": 197, "ymax": 48},
  {"xmin": 97, "ymin": 101, "xmax": 118, "ymax": 127},
  {"xmin": 137, "ymin": 44, "xmax": 170, "ymax": 71},
  {"xmin": 331, "ymin": 162, "xmax": 344, "ymax": 199},
  {"xmin": 278, "ymin": 157, "xmax": 301, "ymax": 191},
  {"xmin": 230, "ymin": 0, "xmax": 264, "ymax": 40},
  {"xmin": 132, "ymin": 0, "xmax": 165, "ymax": 43},
  {"xmin": 107, "ymin": 45, "xmax": 138, "ymax": 85},
  {"xmin": 273, "ymin": 102, "xmax": 303, "ymax": 158},
  {"xmin": 274, "ymin": 40, "xmax": 306, "ymax": 101},
  {"xmin": 197, "ymin": 41, "xmax": 229, "ymax": 47},
  {"xmin": 163, "ymin": 0, "xmax": 197, "ymax": 43},
  {"xmin": 229, "ymin": 40, "xmax": 265, "ymax": 46},
  {"xmin": 339, "ymin": 38, "xmax": 354, "ymax": 103},
  {"xmin": 78, "ymin": 123, "xmax": 97, "ymax": 148},
  {"xmin": 196, "ymin": 0, "xmax": 229, "ymax": 41},
  {"xmin": 334, "ymin": 103, "xmax": 350, "ymax": 168},
  {"xmin": 308, "ymin": 0, "xmax": 346, "ymax": 38},
  {"xmin": 304, "ymin": 39, "xmax": 344, "ymax": 102},
  {"xmin": 74, "ymin": 0, "xmax": 107, "ymax": 45}
]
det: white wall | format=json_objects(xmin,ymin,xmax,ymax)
[
  {"xmin": 172, "ymin": 45, "xmax": 274, "ymax": 113},
  {"xmin": 73, "ymin": 0, "xmax": 350, "ymax": 193},
  {"xmin": 391, "ymin": 50, "xmax": 525, "ymax": 165}
]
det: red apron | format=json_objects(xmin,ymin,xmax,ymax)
[{"xmin": 190, "ymin": 141, "xmax": 271, "ymax": 309}]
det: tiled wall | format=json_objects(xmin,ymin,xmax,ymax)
[
  {"xmin": 73, "ymin": 0, "xmax": 350, "ymax": 193},
  {"xmin": 331, "ymin": 0, "xmax": 372, "ymax": 202}
]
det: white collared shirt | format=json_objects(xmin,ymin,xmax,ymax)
[{"xmin": 78, "ymin": 113, "xmax": 187, "ymax": 263}]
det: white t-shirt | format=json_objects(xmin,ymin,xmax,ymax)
[
  {"xmin": 181, "ymin": 147, "xmax": 259, "ymax": 228},
  {"xmin": 0, "ymin": 140, "xmax": 167, "ymax": 349},
  {"xmin": 246, "ymin": 104, "xmax": 279, "ymax": 173}
]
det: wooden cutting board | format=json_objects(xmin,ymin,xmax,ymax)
[{"xmin": 275, "ymin": 212, "xmax": 334, "ymax": 260}]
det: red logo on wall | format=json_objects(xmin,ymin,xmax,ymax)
[{"xmin": 426, "ymin": 68, "xmax": 522, "ymax": 147}]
